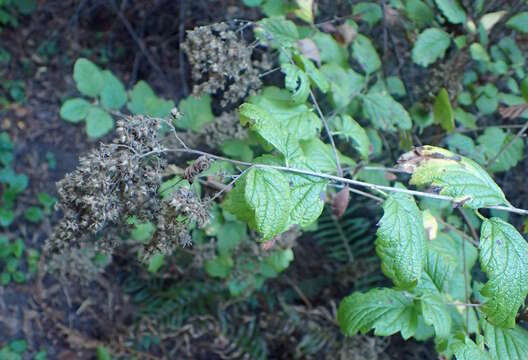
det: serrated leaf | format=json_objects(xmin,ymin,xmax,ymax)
[
  {"xmin": 299, "ymin": 138, "xmax": 356, "ymax": 174},
  {"xmin": 60, "ymin": 98, "xmax": 92, "ymax": 123},
  {"xmin": 433, "ymin": 88, "xmax": 455, "ymax": 132},
  {"xmin": 451, "ymin": 336, "xmax": 491, "ymax": 360},
  {"xmin": 256, "ymin": 17, "xmax": 299, "ymax": 49},
  {"xmin": 286, "ymin": 170, "xmax": 327, "ymax": 227},
  {"xmin": 352, "ymin": 34, "xmax": 381, "ymax": 74},
  {"xmin": 477, "ymin": 127, "xmax": 524, "ymax": 173},
  {"xmin": 330, "ymin": 115, "xmax": 370, "ymax": 159},
  {"xmin": 421, "ymin": 293, "xmax": 451, "ymax": 338},
  {"xmin": 434, "ymin": 0, "xmax": 466, "ymax": 24},
  {"xmin": 85, "ymin": 107, "xmax": 114, "ymax": 138},
  {"xmin": 338, "ymin": 288, "xmax": 418, "ymax": 339},
  {"xmin": 506, "ymin": 12, "xmax": 528, "ymax": 33},
  {"xmin": 320, "ymin": 63, "xmax": 365, "ymax": 108},
  {"xmin": 281, "ymin": 63, "xmax": 310, "ymax": 104},
  {"xmin": 419, "ymin": 235, "xmax": 458, "ymax": 293},
  {"xmin": 479, "ymin": 218, "xmax": 528, "ymax": 328},
  {"xmin": 376, "ymin": 192, "xmax": 426, "ymax": 289},
  {"xmin": 362, "ymin": 92, "xmax": 412, "ymax": 131},
  {"xmin": 127, "ymin": 80, "xmax": 155, "ymax": 114},
  {"xmin": 100, "ymin": 70, "xmax": 127, "ymax": 109},
  {"xmin": 245, "ymin": 167, "xmax": 291, "ymax": 240},
  {"xmin": 412, "ymin": 28, "xmax": 451, "ymax": 67},
  {"xmin": 73, "ymin": 58, "xmax": 104, "ymax": 97},
  {"xmin": 399, "ymin": 146, "xmax": 507, "ymax": 209},
  {"xmin": 177, "ymin": 94, "xmax": 214, "ymax": 131},
  {"xmin": 483, "ymin": 320, "xmax": 528, "ymax": 360},
  {"xmin": 294, "ymin": 54, "xmax": 329, "ymax": 93}
]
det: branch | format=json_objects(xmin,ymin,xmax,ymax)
[{"xmin": 144, "ymin": 147, "xmax": 528, "ymax": 216}]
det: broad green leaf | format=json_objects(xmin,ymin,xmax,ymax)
[
  {"xmin": 312, "ymin": 32, "xmax": 348, "ymax": 67},
  {"xmin": 479, "ymin": 218, "xmax": 528, "ymax": 328},
  {"xmin": 483, "ymin": 320, "xmax": 528, "ymax": 360},
  {"xmin": 281, "ymin": 63, "xmax": 310, "ymax": 103},
  {"xmin": 330, "ymin": 115, "xmax": 370, "ymax": 159},
  {"xmin": 286, "ymin": 171, "xmax": 327, "ymax": 227},
  {"xmin": 261, "ymin": 249, "xmax": 294, "ymax": 277},
  {"xmin": 245, "ymin": 167, "xmax": 290, "ymax": 240},
  {"xmin": 73, "ymin": 58, "xmax": 104, "ymax": 97},
  {"xmin": 434, "ymin": 0, "xmax": 466, "ymax": 24},
  {"xmin": 294, "ymin": 54, "xmax": 329, "ymax": 93},
  {"xmin": 60, "ymin": 98, "xmax": 92, "ymax": 123},
  {"xmin": 177, "ymin": 94, "xmax": 214, "ymax": 131},
  {"xmin": 412, "ymin": 28, "xmax": 451, "ymax": 67},
  {"xmin": 127, "ymin": 80, "xmax": 155, "ymax": 114},
  {"xmin": 376, "ymin": 192, "xmax": 426, "ymax": 289},
  {"xmin": 205, "ymin": 254, "xmax": 234, "ymax": 278},
  {"xmin": 352, "ymin": 2, "xmax": 382, "ymax": 27},
  {"xmin": 85, "ymin": 107, "xmax": 114, "ymax": 138},
  {"xmin": 217, "ymin": 221, "xmax": 246, "ymax": 255},
  {"xmin": 451, "ymin": 336, "xmax": 491, "ymax": 360},
  {"xmin": 477, "ymin": 127, "xmax": 524, "ymax": 173},
  {"xmin": 400, "ymin": 146, "xmax": 507, "ymax": 208},
  {"xmin": 506, "ymin": 12, "xmax": 528, "ymax": 33},
  {"xmin": 100, "ymin": 70, "xmax": 127, "ymax": 109},
  {"xmin": 255, "ymin": 17, "xmax": 299, "ymax": 49},
  {"xmin": 338, "ymin": 288, "xmax": 418, "ymax": 339},
  {"xmin": 405, "ymin": 0, "xmax": 434, "ymax": 28},
  {"xmin": 300, "ymin": 138, "xmax": 356, "ymax": 173},
  {"xmin": 433, "ymin": 88, "xmax": 455, "ymax": 132},
  {"xmin": 362, "ymin": 92, "xmax": 412, "ymax": 131},
  {"xmin": 421, "ymin": 293, "xmax": 451, "ymax": 338},
  {"xmin": 352, "ymin": 34, "xmax": 381, "ymax": 74},
  {"xmin": 320, "ymin": 63, "xmax": 365, "ymax": 108}
]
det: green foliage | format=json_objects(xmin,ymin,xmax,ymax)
[
  {"xmin": 433, "ymin": 88, "xmax": 455, "ymax": 132},
  {"xmin": 412, "ymin": 28, "xmax": 451, "ymax": 67},
  {"xmin": 0, "ymin": 235, "xmax": 39, "ymax": 285}
]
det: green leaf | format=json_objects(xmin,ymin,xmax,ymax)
[
  {"xmin": 60, "ymin": 98, "xmax": 92, "ymax": 123},
  {"xmin": 205, "ymin": 254, "xmax": 234, "ymax": 278},
  {"xmin": 330, "ymin": 114, "xmax": 370, "ymax": 159},
  {"xmin": 147, "ymin": 253, "xmax": 165, "ymax": 273},
  {"xmin": 434, "ymin": 0, "xmax": 466, "ymax": 24},
  {"xmin": 412, "ymin": 28, "xmax": 451, "ymax": 67},
  {"xmin": 245, "ymin": 167, "xmax": 291, "ymax": 240},
  {"xmin": 177, "ymin": 94, "xmax": 214, "ymax": 131},
  {"xmin": 521, "ymin": 78, "xmax": 528, "ymax": 102},
  {"xmin": 37, "ymin": 192, "xmax": 56, "ymax": 214},
  {"xmin": 221, "ymin": 139, "xmax": 254, "ymax": 162},
  {"xmin": 352, "ymin": 2, "xmax": 382, "ymax": 27},
  {"xmin": 477, "ymin": 127, "xmax": 524, "ymax": 173},
  {"xmin": 127, "ymin": 80, "xmax": 155, "ymax": 114},
  {"xmin": 128, "ymin": 219, "xmax": 155, "ymax": 243},
  {"xmin": 286, "ymin": 171, "xmax": 327, "ymax": 227},
  {"xmin": 14, "ymin": 0, "xmax": 37, "ymax": 14},
  {"xmin": 401, "ymin": 146, "xmax": 507, "ymax": 209},
  {"xmin": 294, "ymin": 54, "xmax": 329, "ymax": 93},
  {"xmin": 100, "ymin": 70, "xmax": 127, "ymax": 109},
  {"xmin": 386, "ymin": 76, "xmax": 406, "ymax": 97},
  {"xmin": 451, "ymin": 336, "xmax": 491, "ymax": 360},
  {"xmin": 421, "ymin": 293, "xmax": 451, "ymax": 338},
  {"xmin": 9, "ymin": 339, "xmax": 27, "ymax": 354},
  {"xmin": 96, "ymin": 346, "xmax": 112, "ymax": 360},
  {"xmin": 312, "ymin": 32, "xmax": 348, "ymax": 67},
  {"xmin": 85, "ymin": 107, "xmax": 114, "ymax": 138},
  {"xmin": 24, "ymin": 206, "xmax": 42, "ymax": 223},
  {"xmin": 217, "ymin": 222, "xmax": 246, "ymax": 255},
  {"xmin": 352, "ymin": 34, "xmax": 381, "ymax": 74},
  {"xmin": 376, "ymin": 192, "xmax": 426, "ymax": 289},
  {"xmin": 300, "ymin": 138, "xmax": 355, "ymax": 174},
  {"xmin": 0, "ymin": 208, "xmax": 14, "ymax": 227},
  {"xmin": 255, "ymin": 17, "xmax": 299, "ymax": 49},
  {"xmin": 222, "ymin": 174, "xmax": 255, "ymax": 228},
  {"xmin": 479, "ymin": 218, "xmax": 528, "ymax": 328},
  {"xmin": 506, "ymin": 12, "xmax": 528, "ymax": 33},
  {"xmin": 419, "ymin": 234, "xmax": 458, "ymax": 294},
  {"xmin": 362, "ymin": 92, "xmax": 412, "ymax": 131},
  {"xmin": 405, "ymin": 0, "xmax": 434, "ymax": 28},
  {"xmin": 338, "ymin": 288, "xmax": 418, "ymax": 339},
  {"xmin": 145, "ymin": 96, "xmax": 174, "ymax": 118},
  {"xmin": 320, "ymin": 63, "xmax": 365, "ymax": 108},
  {"xmin": 454, "ymin": 107, "xmax": 477, "ymax": 129},
  {"xmin": 73, "ymin": 58, "xmax": 104, "ymax": 97},
  {"xmin": 261, "ymin": 248, "xmax": 294, "ymax": 277},
  {"xmin": 482, "ymin": 320, "xmax": 528, "ymax": 360},
  {"xmin": 281, "ymin": 63, "xmax": 310, "ymax": 104},
  {"xmin": 470, "ymin": 43, "xmax": 490, "ymax": 62},
  {"xmin": 433, "ymin": 88, "xmax": 455, "ymax": 132}
]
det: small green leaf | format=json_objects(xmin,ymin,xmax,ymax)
[
  {"xmin": 147, "ymin": 253, "xmax": 165, "ymax": 273},
  {"xmin": 177, "ymin": 94, "xmax": 214, "ymax": 131},
  {"xmin": 352, "ymin": 34, "xmax": 381, "ymax": 74},
  {"xmin": 433, "ymin": 88, "xmax": 455, "ymax": 132},
  {"xmin": 506, "ymin": 12, "xmax": 528, "ymax": 33},
  {"xmin": 477, "ymin": 127, "xmax": 524, "ymax": 173},
  {"xmin": 12, "ymin": 238, "xmax": 24, "ymax": 258},
  {"xmin": 421, "ymin": 293, "xmax": 451, "ymax": 338},
  {"xmin": 9, "ymin": 339, "xmax": 27, "ymax": 354},
  {"xmin": 362, "ymin": 92, "xmax": 412, "ymax": 131},
  {"xmin": 412, "ymin": 28, "xmax": 451, "ymax": 67},
  {"xmin": 0, "ymin": 208, "xmax": 14, "ymax": 227},
  {"xmin": 127, "ymin": 80, "xmax": 155, "ymax": 115},
  {"xmin": 330, "ymin": 115, "xmax": 370, "ymax": 159},
  {"xmin": 205, "ymin": 254, "xmax": 234, "ymax": 278},
  {"xmin": 376, "ymin": 192, "xmax": 426, "ymax": 289},
  {"xmin": 37, "ymin": 192, "xmax": 56, "ymax": 214},
  {"xmin": 100, "ymin": 70, "xmax": 127, "ymax": 109},
  {"xmin": 281, "ymin": 63, "xmax": 310, "ymax": 104},
  {"xmin": 352, "ymin": 2, "xmax": 382, "ymax": 27},
  {"xmin": 320, "ymin": 64, "xmax": 365, "ymax": 108},
  {"xmin": 73, "ymin": 58, "xmax": 104, "ymax": 97},
  {"xmin": 24, "ymin": 206, "xmax": 43, "ymax": 223},
  {"xmin": 245, "ymin": 167, "xmax": 290, "ymax": 241},
  {"xmin": 312, "ymin": 32, "xmax": 348, "ymax": 67},
  {"xmin": 60, "ymin": 98, "xmax": 92, "ymax": 123},
  {"xmin": 479, "ymin": 218, "xmax": 528, "ymax": 328},
  {"xmin": 130, "ymin": 220, "xmax": 155, "ymax": 243},
  {"xmin": 470, "ymin": 43, "xmax": 490, "ymax": 62},
  {"xmin": 454, "ymin": 107, "xmax": 477, "ymax": 129},
  {"xmin": 400, "ymin": 146, "xmax": 507, "ymax": 209},
  {"xmin": 434, "ymin": 0, "xmax": 466, "ymax": 24},
  {"xmin": 221, "ymin": 139, "xmax": 254, "ymax": 162},
  {"xmin": 482, "ymin": 320, "xmax": 528, "ymax": 360},
  {"xmin": 96, "ymin": 346, "xmax": 112, "ymax": 360},
  {"xmin": 338, "ymin": 288, "xmax": 418, "ymax": 339},
  {"xmin": 261, "ymin": 248, "xmax": 294, "ymax": 277},
  {"xmin": 85, "ymin": 107, "xmax": 114, "ymax": 138},
  {"xmin": 386, "ymin": 76, "xmax": 406, "ymax": 97},
  {"xmin": 405, "ymin": 0, "xmax": 434, "ymax": 28},
  {"xmin": 294, "ymin": 54, "xmax": 329, "ymax": 93}
]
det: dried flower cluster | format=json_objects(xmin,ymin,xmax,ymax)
[
  {"xmin": 182, "ymin": 22, "xmax": 265, "ymax": 106},
  {"xmin": 200, "ymin": 111, "xmax": 248, "ymax": 148},
  {"xmin": 47, "ymin": 116, "xmax": 211, "ymax": 274}
]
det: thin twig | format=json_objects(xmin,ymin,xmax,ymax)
[
  {"xmin": 141, "ymin": 147, "xmax": 528, "ymax": 216},
  {"xmin": 458, "ymin": 208, "xmax": 479, "ymax": 246}
]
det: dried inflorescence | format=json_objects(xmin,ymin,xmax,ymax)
[
  {"xmin": 182, "ymin": 22, "xmax": 265, "ymax": 106},
  {"xmin": 200, "ymin": 111, "xmax": 248, "ymax": 148},
  {"xmin": 47, "ymin": 116, "xmax": 210, "ymax": 276}
]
